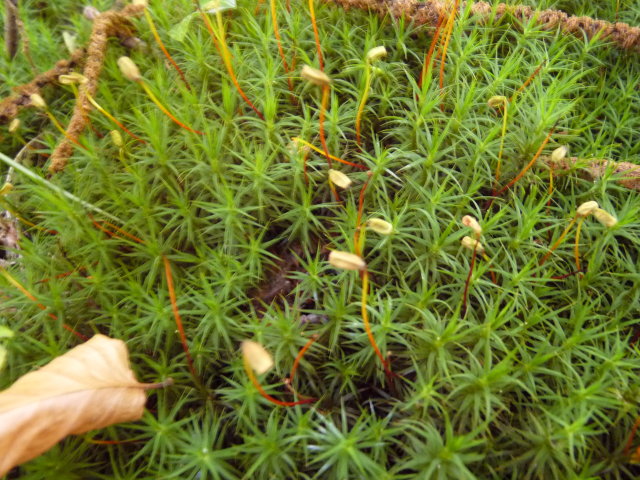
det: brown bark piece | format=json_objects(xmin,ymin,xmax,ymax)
[
  {"xmin": 48, "ymin": 4, "xmax": 145, "ymax": 173},
  {"xmin": 326, "ymin": 0, "xmax": 640, "ymax": 53},
  {"xmin": 541, "ymin": 155, "xmax": 640, "ymax": 191}
]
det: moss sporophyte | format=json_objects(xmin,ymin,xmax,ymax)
[{"xmin": 1, "ymin": 0, "xmax": 640, "ymax": 474}]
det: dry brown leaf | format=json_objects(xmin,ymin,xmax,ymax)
[{"xmin": 0, "ymin": 334, "xmax": 151, "ymax": 475}]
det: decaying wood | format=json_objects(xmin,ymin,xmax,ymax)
[
  {"xmin": 4, "ymin": 0, "xmax": 19, "ymax": 59},
  {"xmin": 325, "ymin": 0, "xmax": 640, "ymax": 52},
  {"xmin": 541, "ymin": 155, "xmax": 640, "ymax": 191},
  {"xmin": 0, "ymin": 48, "xmax": 86, "ymax": 124},
  {"xmin": 252, "ymin": 242, "xmax": 305, "ymax": 312},
  {"xmin": 48, "ymin": 4, "xmax": 145, "ymax": 173}
]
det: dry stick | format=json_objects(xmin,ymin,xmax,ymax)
[
  {"xmin": 0, "ymin": 47, "xmax": 86, "ymax": 124},
  {"xmin": 4, "ymin": 0, "xmax": 19, "ymax": 59},
  {"xmin": 309, "ymin": 0, "xmax": 325, "ymax": 70},
  {"xmin": 143, "ymin": 8, "xmax": 192, "ymax": 90},
  {"xmin": 200, "ymin": 11, "xmax": 265, "ymax": 120},
  {"xmin": 0, "ymin": 266, "xmax": 87, "ymax": 341},
  {"xmin": 162, "ymin": 255, "xmax": 198, "ymax": 380},
  {"xmin": 540, "ymin": 155, "xmax": 640, "ymax": 192},
  {"xmin": 323, "ymin": 0, "xmax": 640, "ymax": 53},
  {"xmin": 270, "ymin": 0, "xmax": 296, "ymax": 103},
  {"xmin": 49, "ymin": 4, "xmax": 147, "ymax": 173}
]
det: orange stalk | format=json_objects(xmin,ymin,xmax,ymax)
[
  {"xmin": 539, "ymin": 217, "xmax": 577, "ymax": 266},
  {"xmin": 362, "ymin": 269, "xmax": 392, "ymax": 376},
  {"xmin": 243, "ymin": 359, "xmax": 316, "ymax": 406},
  {"xmin": 292, "ymin": 137, "xmax": 366, "ymax": 170},
  {"xmin": 270, "ymin": 0, "xmax": 296, "ymax": 103},
  {"xmin": 201, "ymin": 12, "xmax": 264, "ymax": 120},
  {"xmin": 85, "ymin": 92, "xmax": 146, "ymax": 144},
  {"xmin": 438, "ymin": 0, "xmax": 459, "ymax": 97},
  {"xmin": 318, "ymin": 84, "xmax": 340, "ymax": 202},
  {"xmin": 308, "ymin": 0, "xmax": 324, "ymax": 70},
  {"xmin": 144, "ymin": 8, "xmax": 191, "ymax": 90},
  {"xmin": 89, "ymin": 214, "xmax": 145, "ymax": 244},
  {"xmin": 495, "ymin": 125, "xmax": 556, "ymax": 197},
  {"xmin": 289, "ymin": 334, "xmax": 319, "ymax": 381},
  {"xmin": 0, "ymin": 267, "xmax": 86, "ymax": 340},
  {"xmin": 510, "ymin": 60, "xmax": 546, "ymax": 103},
  {"xmin": 574, "ymin": 217, "xmax": 585, "ymax": 274},
  {"xmin": 461, "ymin": 243, "xmax": 478, "ymax": 316},
  {"xmin": 354, "ymin": 171, "xmax": 373, "ymax": 257},
  {"xmin": 625, "ymin": 416, "xmax": 640, "ymax": 458},
  {"xmin": 162, "ymin": 256, "xmax": 197, "ymax": 379},
  {"xmin": 419, "ymin": 12, "xmax": 445, "ymax": 88},
  {"xmin": 139, "ymin": 81, "xmax": 204, "ymax": 134}
]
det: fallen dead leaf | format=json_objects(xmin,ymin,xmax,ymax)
[{"xmin": 0, "ymin": 334, "xmax": 166, "ymax": 475}]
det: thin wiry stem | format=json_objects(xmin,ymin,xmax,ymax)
[
  {"xmin": 139, "ymin": 81, "xmax": 204, "ymax": 134},
  {"xmin": 85, "ymin": 91, "xmax": 146, "ymax": 143},
  {"xmin": 201, "ymin": 11, "xmax": 264, "ymax": 120},
  {"xmin": 308, "ymin": 0, "xmax": 324, "ymax": 70},
  {"xmin": 44, "ymin": 109, "xmax": 88, "ymax": 150},
  {"xmin": 292, "ymin": 137, "xmax": 366, "ymax": 169},
  {"xmin": 540, "ymin": 217, "xmax": 577, "ymax": 266},
  {"xmin": 243, "ymin": 358, "xmax": 316, "ymax": 406},
  {"xmin": 289, "ymin": 334, "xmax": 319, "ymax": 382},
  {"xmin": 574, "ymin": 216, "xmax": 585, "ymax": 274},
  {"xmin": 493, "ymin": 98, "xmax": 508, "ymax": 189},
  {"xmin": 163, "ymin": 255, "xmax": 198, "ymax": 380},
  {"xmin": 361, "ymin": 269, "xmax": 392, "ymax": 377},
  {"xmin": 462, "ymin": 241, "xmax": 478, "ymax": 316},
  {"xmin": 438, "ymin": 0, "xmax": 459, "ymax": 104},
  {"xmin": 354, "ymin": 171, "xmax": 372, "ymax": 257},
  {"xmin": 495, "ymin": 125, "xmax": 556, "ymax": 196},
  {"xmin": 419, "ymin": 12, "xmax": 444, "ymax": 88},
  {"xmin": 144, "ymin": 8, "xmax": 191, "ymax": 90},
  {"xmin": 0, "ymin": 266, "xmax": 86, "ymax": 340},
  {"xmin": 355, "ymin": 61, "xmax": 372, "ymax": 147},
  {"xmin": 270, "ymin": 0, "xmax": 296, "ymax": 103}
]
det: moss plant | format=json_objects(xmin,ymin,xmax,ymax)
[{"xmin": 1, "ymin": 0, "xmax": 640, "ymax": 478}]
